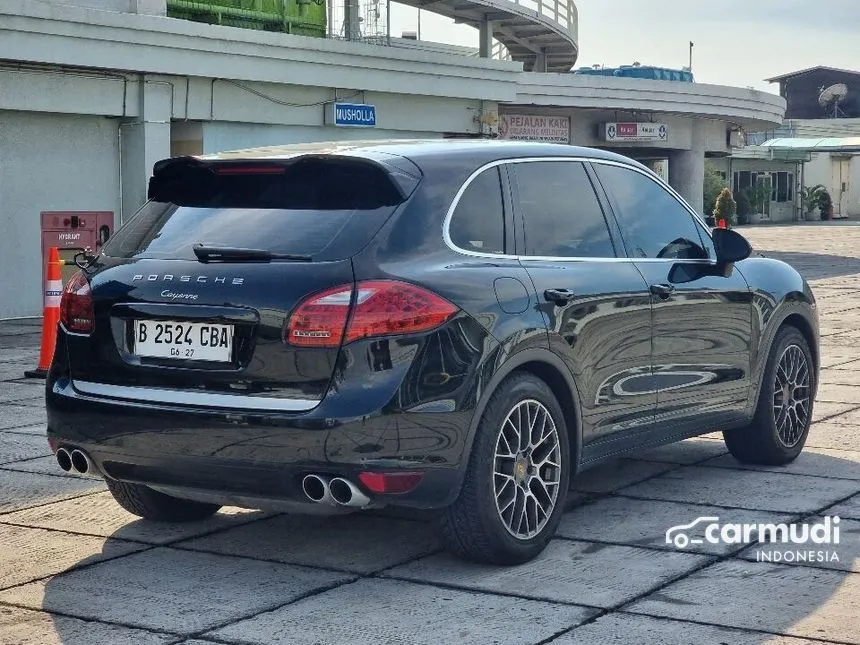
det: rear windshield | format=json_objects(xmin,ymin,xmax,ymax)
[
  {"xmin": 102, "ymin": 159, "xmax": 402, "ymax": 260},
  {"xmin": 101, "ymin": 202, "xmax": 393, "ymax": 260}
]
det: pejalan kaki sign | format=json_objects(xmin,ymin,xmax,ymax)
[{"xmin": 499, "ymin": 114, "xmax": 570, "ymax": 143}]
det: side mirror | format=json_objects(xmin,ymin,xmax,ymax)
[{"xmin": 712, "ymin": 228, "xmax": 752, "ymax": 265}]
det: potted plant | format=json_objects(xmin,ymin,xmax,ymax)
[
  {"xmin": 801, "ymin": 184, "xmax": 825, "ymax": 221},
  {"xmin": 818, "ymin": 190, "xmax": 833, "ymax": 221},
  {"xmin": 713, "ymin": 187, "xmax": 737, "ymax": 227}
]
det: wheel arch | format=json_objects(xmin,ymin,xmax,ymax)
[
  {"xmin": 752, "ymin": 304, "xmax": 820, "ymax": 411},
  {"xmin": 447, "ymin": 348, "xmax": 584, "ymax": 505},
  {"xmin": 780, "ymin": 313, "xmax": 818, "ymax": 375}
]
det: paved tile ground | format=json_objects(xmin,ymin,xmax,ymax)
[{"xmin": 1, "ymin": 223, "xmax": 859, "ymax": 644}]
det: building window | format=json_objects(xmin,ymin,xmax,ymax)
[
  {"xmin": 732, "ymin": 171, "xmax": 794, "ymax": 203},
  {"xmin": 773, "ymin": 171, "xmax": 794, "ymax": 203}
]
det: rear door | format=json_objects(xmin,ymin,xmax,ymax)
[
  {"xmin": 509, "ymin": 159, "xmax": 655, "ymax": 456},
  {"xmin": 68, "ymin": 156, "xmax": 415, "ymax": 409},
  {"xmin": 591, "ymin": 161, "xmax": 753, "ymax": 434}
]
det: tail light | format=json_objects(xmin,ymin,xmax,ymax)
[
  {"xmin": 359, "ymin": 471, "xmax": 424, "ymax": 494},
  {"xmin": 285, "ymin": 280, "xmax": 457, "ymax": 348},
  {"xmin": 60, "ymin": 271, "xmax": 95, "ymax": 334}
]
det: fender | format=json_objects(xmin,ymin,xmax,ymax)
[
  {"xmin": 441, "ymin": 346, "xmax": 584, "ymax": 506},
  {"xmin": 747, "ymin": 295, "xmax": 819, "ymax": 416}
]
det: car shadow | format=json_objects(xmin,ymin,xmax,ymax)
[
  {"xmin": 34, "ymin": 442, "xmax": 859, "ymax": 644},
  {"xmin": 754, "ymin": 249, "xmax": 860, "ymax": 281}
]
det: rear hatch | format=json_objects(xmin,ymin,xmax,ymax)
[{"xmin": 67, "ymin": 153, "xmax": 420, "ymax": 409}]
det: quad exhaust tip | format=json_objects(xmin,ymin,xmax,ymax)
[
  {"xmin": 70, "ymin": 449, "xmax": 94, "ymax": 475},
  {"xmin": 301, "ymin": 474, "xmax": 334, "ymax": 505},
  {"xmin": 56, "ymin": 447, "xmax": 72, "ymax": 472},
  {"xmin": 329, "ymin": 477, "xmax": 371, "ymax": 508},
  {"xmin": 55, "ymin": 447, "xmax": 99, "ymax": 477},
  {"xmin": 302, "ymin": 474, "xmax": 372, "ymax": 508}
]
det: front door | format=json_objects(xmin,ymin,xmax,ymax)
[
  {"xmin": 508, "ymin": 159, "xmax": 655, "ymax": 458},
  {"xmin": 592, "ymin": 161, "xmax": 753, "ymax": 437},
  {"xmin": 833, "ymin": 157, "xmax": 851, "ymax": 217}
]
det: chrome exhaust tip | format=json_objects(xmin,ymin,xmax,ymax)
[
  {"xmin": 56, "ymin": 447, "xmax": 72, "ymax": 472},
  {"xmin": 70, "ymin": 449, "xmax": 96, "ymax": 476},
  {"xmin": 330, "ymin": 477, "xmax": 371, "ymax": 508},
  {"xmin": 302, "ymin": 474, "xmax": 334, "ymax": 505}
]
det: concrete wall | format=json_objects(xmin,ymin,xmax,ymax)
[
  {"xmin": 498, "ymin": 105, "xmax": 729, "ymax": 154},
  {"xmin": 804, "ymin": 152, "xmax": 860, "ymax": 218},
  {"xmin": 44, "ymin": 0, "xmax": 166, "ymax": 14},
  {"xmin": 0, "ymin": 110, "xmax": 120, "ymax": 318},
  {"xmin": 201, "ymin": 122, "xmax": 440, "ymax": 154},
  {"xmin": 711, "ymin": 157, "xmax": 800, "ymax": 223}
]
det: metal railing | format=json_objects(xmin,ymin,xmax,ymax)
[
  {"xmin": 485, "ymin": 0, "xmax": 577, "ymax": 68},
  {"xmin": 166, "ymin": 0, "xmax": 327, "ymax": 37}
]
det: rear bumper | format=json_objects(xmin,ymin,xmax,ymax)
[
  {"xmin": 46, "ymin": 317, "xmax": 494, "ymax": 509},
  {"xmin": 47, "ymin": 377, "xmax": 466, "ymax": 509}
]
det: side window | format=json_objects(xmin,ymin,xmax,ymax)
[
  {"xmin": 449, "ymin": 167, "xmax": 506, "ymax": 254},
  {"xmin": 514, "ymin": 161, "xmax": 616, "ymax": 258},
  {"xmin": 595, "ymin": 164, "xmax": 711, "ymax": 260}
]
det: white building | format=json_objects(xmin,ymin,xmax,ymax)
[{"xmin": 0, "ymin": 0, "xmax": 785, "ymax": 317}]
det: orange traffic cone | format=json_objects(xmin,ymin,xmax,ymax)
[
  {"xmin": 717, "ymin": 218, "xmax": 728, "ymax": 229},
  {"xmin": 25, "ymin": 248, "xmax": 64, "ymax": 379}
]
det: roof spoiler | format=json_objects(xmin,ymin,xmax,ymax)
[{"xmin": 148, "ymin": 154, "xmax": 421, "ymax": 208}]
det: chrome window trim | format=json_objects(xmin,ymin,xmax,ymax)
[
  {"xmin": 442, "ymin": 156, "xmax": 716, "ymax": 264},
  {"xmin": 72, "ymin": 380, "xmax": 320, "ymax": 412}
]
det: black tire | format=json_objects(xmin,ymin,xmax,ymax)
[
  {"xmin": 106, "ymin": 478, "xmax": 221, "ymax": 522},
  {"xmin": 723, "ymin": 326, "xmax": 815, "ymax": 465},
  {"xmin": 438, "ymin": 372, "xmax": 571, "ymax": 565}
]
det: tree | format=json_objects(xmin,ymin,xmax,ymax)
[
  {"xmin": 703, "ymin": 164, "xmax": 727, "ymax": 215},
  {"xmin": 745, "ymin": 180, "xmax": 772, "ymax": 216},
  {"xmin": 734, "ymin": 190, "xmax": 751, "ymax": 225},
  {"xmin": 713, "ymin": 187, "xmax": 737, "ymax": 226}
]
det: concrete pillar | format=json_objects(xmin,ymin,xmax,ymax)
[
  {"xmin": 534, "ymin": 49, "xmax": 548, "ymax": 73},
  {"xmin": 344, "ymin": 0, "xmax": 362, "ymax": 40},
  {"xmin": 478, "ymin": 17, "xmax": 493, "ymax": 58},
  {"xmin": 120, "ymin": 77, "xmax": 171, "ymax": 222},
  {"xmin": 668, "ymin": 121, "xmax": 706, "ymax": 215}
]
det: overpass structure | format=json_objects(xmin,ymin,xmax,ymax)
[{"xmin": 394, "ymin": 0, "xmax": 578, "ymax": 72}]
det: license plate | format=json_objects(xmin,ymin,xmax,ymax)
[{"xmin": 133, "ymin": 321, "xmax": 233, "ymax": 362}]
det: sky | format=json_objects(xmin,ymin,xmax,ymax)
[{"xmin": 388, "ymin": 0, "xmax": 860, "ymax": 92}]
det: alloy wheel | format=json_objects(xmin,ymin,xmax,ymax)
[
  {"xmin": 773, "ymin": 344, "xmax": 811, "ymax": 448},
  {"xmin": 493, "ymin": 399, "xmax": 562, "ymax": 540}
]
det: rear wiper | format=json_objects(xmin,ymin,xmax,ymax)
[{"xmin": 193, "ymin": 244, "xmax": 312, "ymax": 263}]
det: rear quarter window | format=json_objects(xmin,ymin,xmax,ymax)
[{"xmin": 448, "ymin": 167, "xmax": 506, "ymax": 254}]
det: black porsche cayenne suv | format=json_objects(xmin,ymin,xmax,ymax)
[{"xmin": 47, "ymin": 140, "xmax": 819, "ymax": 565}]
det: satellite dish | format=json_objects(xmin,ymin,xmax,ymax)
[{"xmin": 819, "ymin": 83, "xmax": 849, "ymax": 117}]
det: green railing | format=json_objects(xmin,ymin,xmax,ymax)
[{"xmin": 167, "ymin": 0, "xmax": 326, "ymax": 38}]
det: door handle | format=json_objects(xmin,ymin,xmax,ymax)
[
  {"xmin": 544, "ymin": 288, "xmax": 575, "ymax": 305},
  {"xmin": 649, "ymin": 283, "xmax": 676, "ymax": 299}
]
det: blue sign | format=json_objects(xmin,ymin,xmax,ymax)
[{"xmin": 333, "ymin": 103, "xmax": 376, "ymax": 128}]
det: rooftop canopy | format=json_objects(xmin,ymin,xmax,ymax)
[{"xmin": 758, "ymin": 137, "xmax": 860, "ymax": 152}]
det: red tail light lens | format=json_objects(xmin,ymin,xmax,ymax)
[
  {"xmin": 344, "ymin": 281, "xmax": 458, "ymax": 344},
  {"xmin": 285, "ymin": 280, "xmax": 458, "ymax": 348},
  {"xmin": 359, "ymin": 471, "xmax": 424, "ymax": 494},
  {"xmin": 285, "ymin": 285, "xmax": 353, "ymax": 348},
  {"xmin": 60, "ymin": 271, "xmax": 95, "ymax": 334}
]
